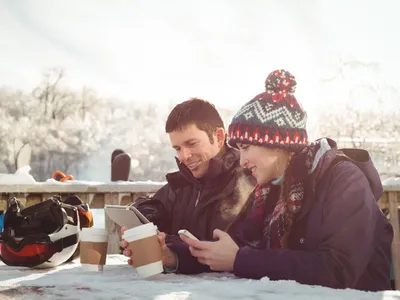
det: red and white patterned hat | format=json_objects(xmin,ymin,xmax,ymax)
[{"xmin": 228, "ymin": 69, "xmax": 308, "ymax": 152}]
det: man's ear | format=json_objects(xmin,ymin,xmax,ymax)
[{"xmin": 215, "ymin": 128, "xmax": 225, "ymax": 148}]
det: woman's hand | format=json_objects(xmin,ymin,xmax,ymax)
[{"xmin": 179, "ymin": 229, "xmax": 239, "ymax": 271}]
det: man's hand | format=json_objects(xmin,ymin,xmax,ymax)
[
  {"xmin": 120, "ymin": 227, "xmax": 177, "ymax": 269},
  {"xmin": 179, "ymin": 229, "xmax": 239, "ymax": 272}
]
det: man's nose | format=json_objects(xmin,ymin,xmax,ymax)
[{"xmin": 179, "ymin": 148, "xmax": 192, "ymax": 162}]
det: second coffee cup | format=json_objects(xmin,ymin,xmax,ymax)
[
  {"xmin": 80, "ymin": 227, "xmax": 109, "ymax": 272},
  {"xmin": 122, "ymin": 222, "xmax": 163, "ymax": 278}
]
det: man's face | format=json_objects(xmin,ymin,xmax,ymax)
[{"xmin": 169, "ymin": 124, "xmax": 223, "ymax": 178}]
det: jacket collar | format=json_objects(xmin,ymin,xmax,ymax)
[{"xmin": 166, "ymin": 144, "xmax": 240, "ymax": 189}]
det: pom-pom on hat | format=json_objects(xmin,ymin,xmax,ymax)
[{"xmin": 228, "ymin": 69, "xmax": 308, "ymax": 152}]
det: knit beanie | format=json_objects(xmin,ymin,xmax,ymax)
[{"xmin": 228, "ymin": 69, "xmax": 308, "ymax": 152}]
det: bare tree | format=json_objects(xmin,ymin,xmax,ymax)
[
  {"xmin": 313, "ymin": 55, "xmax": 400, "ymax": 177},
  {"xmin": 0, "ymin": 69, "xmax": 116, "ymax": 180}
]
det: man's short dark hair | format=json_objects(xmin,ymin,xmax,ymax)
[{"xmin": 165, "ymin": 98, "xmax": 225, "ymax": 143}]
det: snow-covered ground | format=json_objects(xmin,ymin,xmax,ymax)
[{"xmin": 0, "ymin": 255, "xmax": 399, "ymax": 300}]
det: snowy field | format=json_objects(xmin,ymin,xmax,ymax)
[{"xmin": 1, "ymin": 255, "xmax": 400, "ymax": 300}]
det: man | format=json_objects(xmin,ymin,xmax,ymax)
[{"xmin": 123, "ymin": 98, "xmax": 254, "ymax": 247}]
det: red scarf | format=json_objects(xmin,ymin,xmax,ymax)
[{"xmin": 250, "ymin": 141, "xmax": 321, "ymax": 249}]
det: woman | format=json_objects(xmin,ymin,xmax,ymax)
[{"xmin": 172, "ymin": 69, "xmax": 393, "ymax": 291}]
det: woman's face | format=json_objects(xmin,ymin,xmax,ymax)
[{"xmin": 237, "ymin": 143, "xmax": 289, "ymax": 185}]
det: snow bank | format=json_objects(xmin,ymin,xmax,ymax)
[
  {"xmin": 0, "ymin": 255, "xmax": 398, "ymax": 300},
  {"xmin": 0, "ymin": 166, "xmax": 36, "ymax": 184}
]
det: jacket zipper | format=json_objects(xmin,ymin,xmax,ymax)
[{"xmin": 195, "ymin": 190, "xmax": 201, "ymax": 207}]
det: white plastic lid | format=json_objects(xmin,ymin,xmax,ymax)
[{"xmin": 122, "ymin": 222, "xmax": 158, "ymax": 241}]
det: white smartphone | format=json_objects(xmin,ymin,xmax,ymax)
[
  {"xmin": 178, "ymin": 229, "xmax": 199, "ymax": 241},
  {"xmin": 104, "ymin": 204, "xmax": 150, "ymax": 229}
]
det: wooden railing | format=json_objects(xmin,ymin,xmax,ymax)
[
  {"xmin": 0, "ymin": 182, "xmax": 400, "ymax": 288},
  {"xmin": 0, "ymin": 182, "xmax": 165, "ymax": 254},
  {"xmin": 0, "ymin": 182, "xmax": 165, "ymax": 209},
  {"xmin": 380, "ymin": 184, "xmax": 400, "ymax": 289}
]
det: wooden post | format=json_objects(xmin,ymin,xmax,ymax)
[
  {"xmin": 389, "ymin": 191, "xmax": 400, "ymax": 290},
  {"xmin": 77, "ymin": 193, "xmax": 96, "ymax": 206},
  {"xmin": 379, "ymin": 191, "xmax": 388, "ymax": 211}
]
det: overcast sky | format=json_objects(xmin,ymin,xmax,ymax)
[{"xmin": 0, "ymin": 0, "xmax": 399, "ymax": 113}]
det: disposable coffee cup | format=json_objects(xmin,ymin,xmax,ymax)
[
  {"xmin": 80, "ymin": 228, "xmax": 109, "ymax": 272},
  {"xmin": 122, "ymin": 222, "xmax": 163, "ymax": 278}
]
